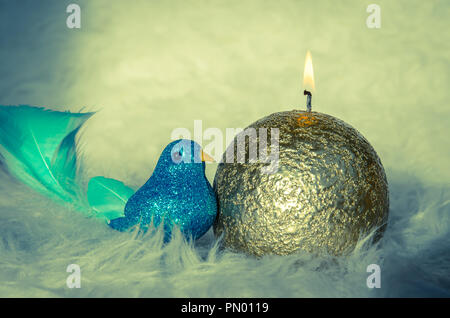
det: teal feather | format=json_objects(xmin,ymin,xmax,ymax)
[
  {"xmin": 87, "ymin": 176, "xmax": 135, "ymax": 221},
  {"xmin": 0, "ymin": 105, "xmax": 93, "ymax": 212}
]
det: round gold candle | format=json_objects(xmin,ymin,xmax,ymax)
[{"xmin": 213, "ymin": 110, "xmax": 389, "ymax": 256}]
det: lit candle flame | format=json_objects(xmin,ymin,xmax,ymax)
[{"xmin": 303, "ymin": 50, "xmax": 315, "ymax": 93}]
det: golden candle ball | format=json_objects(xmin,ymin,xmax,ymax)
[{"xmin": 213, "ymin": 110, "xmax": 389, "ymax": 256}]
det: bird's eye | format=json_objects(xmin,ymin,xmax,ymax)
[{"xmin": 172, "ymin": 148, "xmax": 184, "ymax": 163}]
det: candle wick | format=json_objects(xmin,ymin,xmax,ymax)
[{"xmin": 304, "ymin": 90, "xmax": 312, "ymax": 112}]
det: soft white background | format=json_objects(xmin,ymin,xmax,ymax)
[{"xmin": 0, "ymin": 0, "xmax": 449, "ymax": 297}]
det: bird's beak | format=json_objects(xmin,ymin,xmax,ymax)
[{"xmin": 201, "ymin": 150, "xmax": 215, "ymax": 162}]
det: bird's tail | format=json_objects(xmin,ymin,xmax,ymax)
[{"xmin": 0, "ymin": 105, "xmax": 134, "ymax": 221}]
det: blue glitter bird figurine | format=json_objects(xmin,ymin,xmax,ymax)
[
  {"xmin": 108, "ymin": 139, "xmax": 217, "ymax": 241},
  {"xmin": 0, "ymin": 105, "xmax": 217, "ymax": 242}
]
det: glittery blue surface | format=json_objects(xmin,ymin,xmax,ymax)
[{"xmin": 109, "ymin": 139, "xmax": 217, "ymax": 241}]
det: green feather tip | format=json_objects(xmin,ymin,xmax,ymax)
[{"xmin": 87, "ymin": 176, "xmax": 135, "ymax": 221}]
